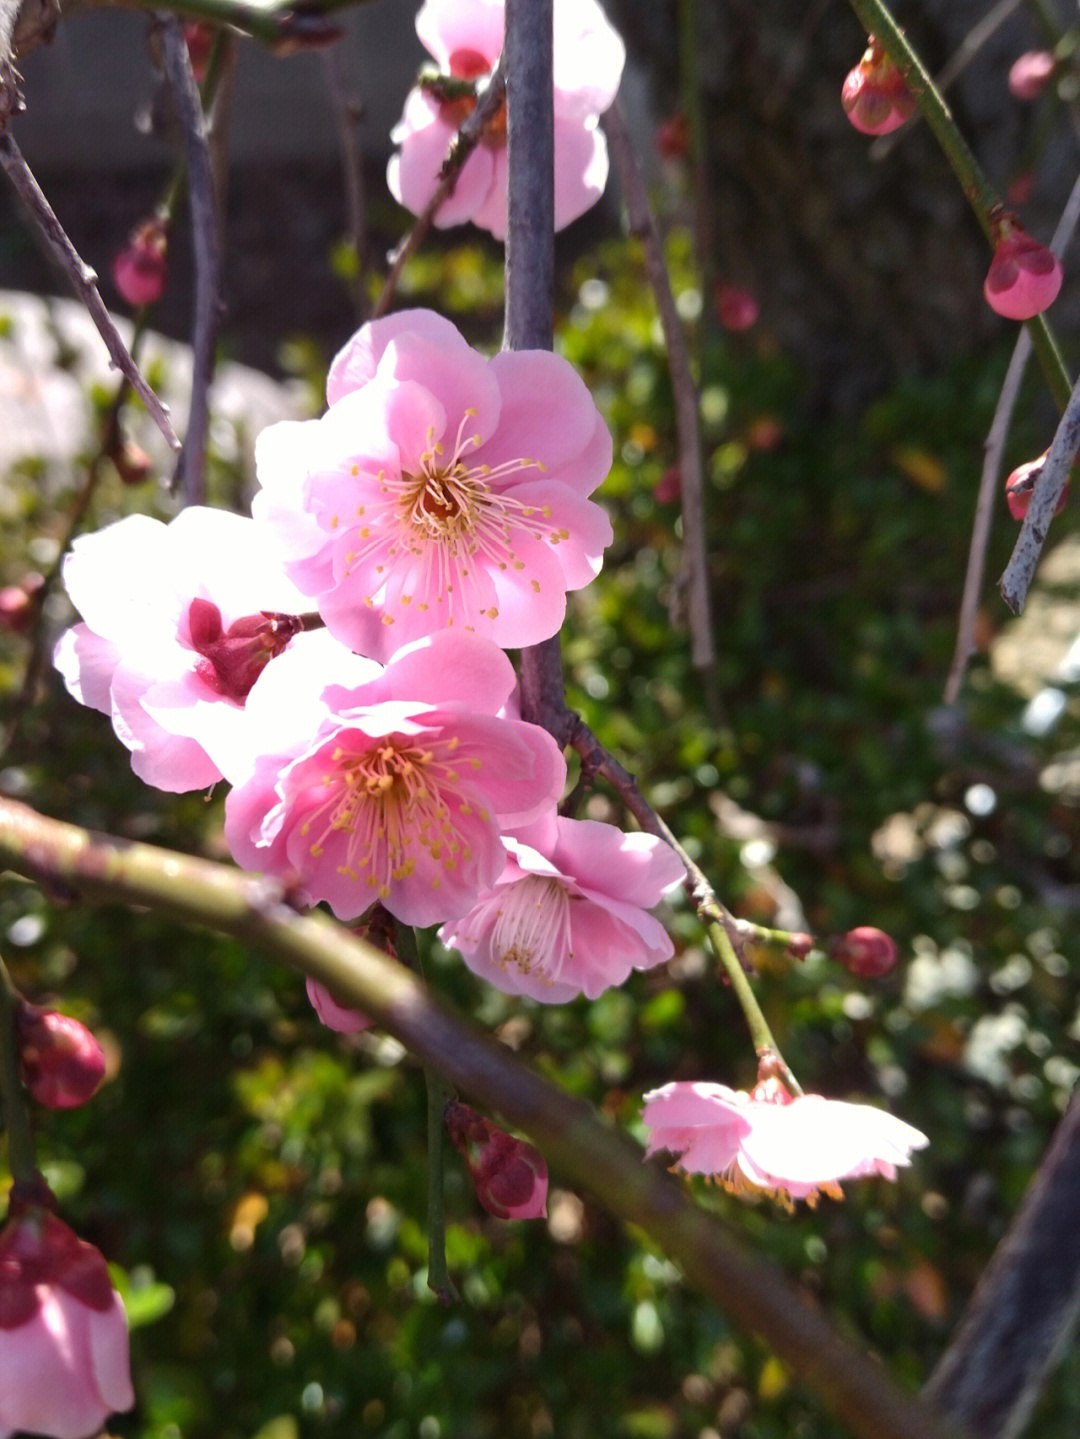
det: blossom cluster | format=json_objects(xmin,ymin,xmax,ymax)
[{"xmin": 56, "ymin": 308, "xmax": 683, "ymax": 1007}]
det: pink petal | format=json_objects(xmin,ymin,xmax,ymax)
[
  {"xmin": 415, "ymin": 0, "xmax": 504, "ymax": 70},
  {"xmin": 377, "ymin": 631, "xmax": 518, "ymax": 713},
  {"xmin": 483, "ymin": 350, "xmax": 604, "ymax": 474},
  {"xmin": 86, "ymin": 1294, "xmax": 135, "ymax": 1413},
  {"xmin": 389, "ymin": 105, "xmax": 497, "ymax": 229},
  {"xmin": 552, "ymin": 116, "xmax": 610, "ymax": 229},
  {"xmin": 375, "ymin": 336, "xmax": 502, "ymax": 447},
  {"xmin": 54, "ymin": 626, "xmax": 118, "ymax": 714},
  {"xmin": 552, "ymin": 820, "xmax": 684, "ymax": 906},
  {"xmin": 641, "ymin": 1081, "xmax": 746, "ymax": 1129},
  {"xmin": 327, "ymin": 308, "xmax": 473, "ymax": 406}
]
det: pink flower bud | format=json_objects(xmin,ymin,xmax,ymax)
[
  {"xmin": 110, "ymin": 439, "xmax": 153, "ymax": 488},
  {"xmin": 0, "ymin": 1199, "xmax": 134, "ymax": 1437},
  {"xmin": 0, "ymin": 573, "xmax": 44, "ymax": 635},
  {"xmin": 842, "ymin": 37, "xmax": 916, "ymax": 136},
  {"xmin": 187, "ymin": 598, "xmax": 309, "ymax": 702},
  {"xmin": 654, "ymin": 465, "xmax": 681, "ymax": 504},
  {"xmin": 1008, "ymin": 51, "xmax": 1057, "ymax": 102},
  {"xmin": 17, "ymin": 1007, "xmax": 107, "ymax": 1109},
  {"xmin": 306, "ymin": 978, "xmax": 372, "ymax": 1034},
  {"xmin": 830, "ymin": 926, "xmax": 899, "ymax": 978},
  {"xmin": 786, "ymin": 932, "xmax": 814, "ymax": 961},
  {"xmin": 1005, "ymin": 450, "xmax": 1070, "ymax": 520},
  {"xmin": 111, "ymin": 217, "xmax": 168, "ymax": 308},
  {"xmin": 444, "ymin": 1101, "xmax": 548, "ymax": 1220},
  {"xmin": 714, "ymin": 282, "xmax": 759, "ymax": 332},
  {"xmin": 984, "ymin": 222, "xmax": 1063, "ymax": 320}
]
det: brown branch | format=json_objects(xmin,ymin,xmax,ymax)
[
  {"xmin": 925, "ymin": 1087, "xmax": 1080, "ymax": 1438},
  {"xmin": 0, "ymin": 132, "xmax": 178, "ymax": 449},
  {"xmin": 603, "ymin": 100, "xmax": 715, "ymax": 675},
  {"xmin": 372, "ymin": 61, "xmax": 506, "ymax": 321},
  {"xmin": 0, "ymin": 795, "xmax": 962, "ymax": 1439}
]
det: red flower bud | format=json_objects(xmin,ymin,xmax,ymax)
[
  {"xmin": 16, "ymin": 1007, "xmax": 106, "ymax": 1109},
  {"xmin": 187, "ymin": 599, "xmax": 310, "ymax": 701},
  {"xmin": 656, "ymin": 112, "xmax": 689, "ymax": 160},
  {"xmin": 654, "ymin": 465, "xmax": 681, "ymax": 504},
  {"xmin": 786, "ymin": 932, "xmax": 814, "ymax": 961},
  {"xmin": 111, "ymin": 217, "xmax": 169, "ymax": 309},
  {"xmin": 1004, "ymin": 450, "xmax": 1070, "ymax": 521},
  {"xmin": 184, "ymin": 22, "xmax": 216, "ymax": 83},
  {"xmin": 1008, "ymin": 51, "xmax": 1057, "ymax": 102},
  {"xmin": 842, "ymin": 37, "xmax": 916, "ymax": 136},
  {"xmin": 444, "ymin": 1101, "xmax": 548, "ymax": 1220},
  {"xmin": 0, "ymin": 574, "xmax": 44, "ymax": 635},
  {"xmin": 714, "ymin": 282, "xmax": 759, "ymax": 332},
  {"xmin": 830, "ymin": 926, "xmax": 899, "ymax": 978},
  {"xmin": 984, "ymin": 220, "xmax": 1062, "ymax": 320}
]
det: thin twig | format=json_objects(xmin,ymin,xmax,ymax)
[
  {"xmin": 158, "ymin": 17, "xmax": 223, "ymax": 505},
  {"xmin": 604, "ymin": 100, "xmax": 715, "ymax": 674},
  {"xmin": 0, "ymin": 133, "xmax": 178, "ymax": 448},
  {"xmin": 70, "ymin": 0, "xmax": 343, "ymax": 48},
  {"xmin": 945, "ymin": 170, "xmax": 1080, "ymax": 698},
  {"xmin": 925, "ymin": 1086, "xmax": 1080, "ymax": 1439},
  {"xmin": 372, "ymin": 62, "xmax": 506, "ymax": 321},
  {"xmin": 321, "ymin": 41, "xmax": 368, "ymax": 318},
  {"xmin": 0, "ymin": 795, "xmax": 963, "ymax": 1439}
]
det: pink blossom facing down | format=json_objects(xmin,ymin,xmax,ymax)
[
  {"xmin": 841, "ymin": 38, "xmax": 916, "ymax": 136},
  {"xmin": 54, "ymin": 508, "xmax": 320, "ymax": 791},
  {"xmin": 222, "ymin": 630, "xmax": 566, "ymax": 928},
  {"xmin": 984, "ymin": 228, "xmax": 1063, "ymax": 320},
  {"xmin": 17, "ymin": 1008, "xmax": 107, "ymax": 1110},
  {"xmin": 387, "ymin": 0, "xmax": 625, "ymax": 237},
  {"xmin": 1008, "ymin": 51, "xmax": 1057, "ymax": 101},
  {"xmin": 641, "ymin": 1078, "xmax": 928, "ymax": 1207},
  {"xmin": 439, "ymin": 816, "xmax": 684, "ymax": 1002},
  {"xmin": 444, "ymin": 1100, "xmax": 548, "ymax": 1219},
  {"xmin": 0, "ymin": 1205, "xmax": 134, "ymax": 1439},
  {"xmin": 253, "ymin": 309, "xmax": 613, "ymax": 661}
]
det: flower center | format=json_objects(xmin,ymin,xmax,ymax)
[
  {"xmin": 298, "ymin": 732, "xmax": 480, "ymax": 900},
  {"xmin": 490, "ymin": 874, "xmax": 574, "ymax": 984}
]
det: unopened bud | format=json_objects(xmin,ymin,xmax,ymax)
[
  {"xmin": 111, "ymin": 217, "xmax": 168, "ymax": 309},
  {"xmin": 984, "ymin": 219, "xmax": 1062, "ymax": 321},
  {"xmin": 0, "ymin": 574, "xmax": 44, "ymax": 635},
  {"xmin": 714, "ymin": 282, "xmax": 758, "ymax": 332},
  {"xmin": 444, "ymin": 1100, "xmax": 548, "ymax": 1220},
  {"xmin": 654, "ymin": 466, "xmax": 681, "ymax": 504},
  {"xmin": 830, "ymin": 926, "xmax": 898, "ymax": 978},
  {"xmin": 1008, "ymin": 51, "xmax": 1057, "ymax": 102},
  {"xmin": 109, "ymin": 439, "xmax": 153, "ymax": 488},
  {"xmin": 842, "ymin": 37, "xmax": 916, "ymax": 136},
  {"xmin": 1005, "ymin": 450, "xmax": 1070, "ymax": 521},
  {"xmin": 17, "ymin": 1006, "xmax": 107, "ymax": 1109},
  {"xmin": 656, "ymin": 112, "xmax": 689, "ymax": 160},
  {"xmin": 786, "ymin": 932, "xmax": 814, "ymax": 961},
  {"xmin": 184, "ymin": 22, "xmax": 216, "ymax": 83}
]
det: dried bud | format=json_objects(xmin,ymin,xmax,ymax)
[
  {"xmin": 17, "ymin": 1006, "xmax": 107, "ymax": 1109},
  {"xmin": 984, "ymin": 219, "xmax": 1062, "ymax": 321},
  {"xmin": 714, "ymin": 282, "xmax": 759, "ymax": 332},
  {"xmin": 109, "ymin": 439, "xmax": 153, "ymax": 488},
  {"xmin": 830, "ymin": 926, "xmax": 898, "ymax": 978},
  {"xmin": 656, "ymin": 112, "xmax": 689, "ymax": 160},
  {"xmin": 111, "ymin": 217, "xmax": 168, "ymax": 309},
  {"xmin": 1008, "ymin": 51, "xmax": 1057, "ymax": 102},
  {"xmin": 1004, "ymin": 450, "xmax": 1070, "ymax": 521},
  {"xmin": 187, "ymin": 599, "xmax": 309, "ymax": 701},
  {"xmin": 444, "ymin": 1101, "xmax": 548, "ymax": 1220},
  {"xmin": 842, "ymin": 37, "xmax": 916, "ymax": 136},
  {"xmin": 0, "ymin": 574, "xmax": 44, "ymax": 635}
]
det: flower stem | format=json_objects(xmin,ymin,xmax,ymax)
[
  {"xmin": 0, "ymin": 951, "xmax": 37, "ymax": 1185},
  {"xmin": 395, "ymin": 923, "xmax": 458, "ymax": 1304},
  {"xmin": 845, "ymin": 0, "xmax": 1072, "ymax": 411},
  {"xmin": 705, "ymin": 921, "xmax": 802, "ymax": 1094}
]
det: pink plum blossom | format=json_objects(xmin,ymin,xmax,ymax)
[
  {"xmin": 253, "ymin": 309, "xmax": 613, "ymax": 660},
  {"xmin": 445, "ymin": 1100, "xmax": 548, "ymax": 1220},
  {"xmin": 0, "ymin": 1202, "xmax": 134, "ymax": 1439},
  {"xmin": 439, "ymin": 816, "xmax": 684, "ymax": 1002},
  {"xmin": 221, "ymin": 630, "xmax": 566, "ymax": 928},
  {"xmin": 641, "ymin": 1076, "xmax": 928, "ymax": 1207},
  {"xmin": 387, "ymin": 0, "xmax": 625, "ymax": 238},
  {"xmin": 54, "ymin": 508, "xmax": 327, "ymax": 792}
]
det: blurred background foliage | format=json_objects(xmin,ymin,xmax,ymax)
[{"xmin": 5, "ymin": 5, "xmax": 1080, "ymax": 1436}]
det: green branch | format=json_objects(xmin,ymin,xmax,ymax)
[
  {"xmin": 845, "ymin": 0, "xmax": 1072, "ymax": 411},
  {"xmin": 0, "ymin": 796, "xmax": 961, "ymax": 1439}
]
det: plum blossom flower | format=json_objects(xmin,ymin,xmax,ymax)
[
  {"xmin": 387, "ymin": 0, "xmax": 625, "ymax": 238},
  {"xmin": 222, "ymin": 630, "xmax": 566, "ymax": 928},
  {"xmin": 0, "ymin": 1201, "xmax": 134, "ymax": 1439},
  {"xmin": 253, "ymin": 309, "xmax": 613, "ymax": 660},
  {"xmin": 641, "ymin": 1076, "xmax": 928, "ymax": 1208},
  {"xmin": 54, "ymin": 508, "xmax": 325, "ymax": 792},
  {"xmin": 439, "ymin": 816, "xmax": 684, "ymax": 1002}
]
